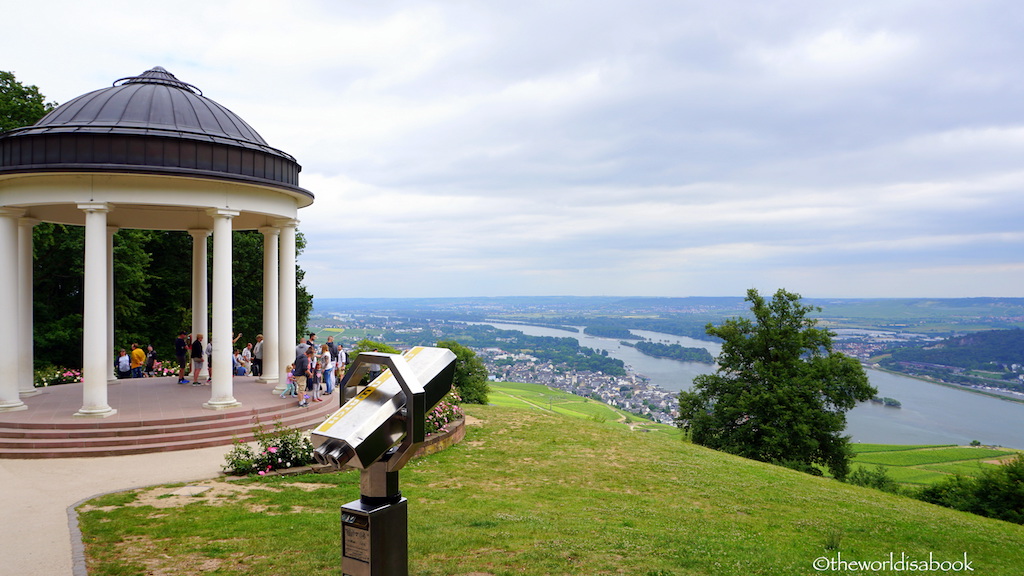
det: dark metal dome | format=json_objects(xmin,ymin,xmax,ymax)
[{"xmin": 0, "ymin": 67, "xmax": 308, "ymax": 197}]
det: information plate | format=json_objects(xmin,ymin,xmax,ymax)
[{"xmin": 343, "ymin": 525, "xmax": 371, "ymax": 562}]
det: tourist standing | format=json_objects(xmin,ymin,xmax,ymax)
[
  {"xmin": 295, "ymin": 336, "xmax": 310, "ymax": 358},
  {"xmin": 338, "ymin": 344, "xmax": 348, "ymax": 372},
  {"xmin": 174, "ymin": 331, "xmax": 189, "ymax": 384},
  {"xmin": 129, "ymin": 343, "xmax": 146, "ymax": 378},
  {"xmin": 327, "ymin": 335, "xmax": 338, "ymax": 364},
  {"xmin": 145, "ymin": 344, "xmax": 157, "ymax": 377},
  {"xmin": 190, "ymin": 334, "xmax": 205, "ymax": 386},
  {"xmin": 252, "ymin": 334, "xmax": 264, "ymax": 377},
  {"xmin": 310, "ymin": 347, "xmax": 323, "ymax": 403},
  {"xmin": 320, "ymin": 343, "xmax": 335, "ymax": 395},
  {"xmin": 116, "ymin": 349, "xmax": 131, "ymax": 379},
  {"xmin": 206, "ymin": 337, "xmax": 213, "ymax": 384},
  {"xmin": 293, "ymin": 347, "xmax": 313, "ymax": 407}
]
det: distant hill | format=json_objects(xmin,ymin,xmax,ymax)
[
  {"xmin": 314, "ymin": 296, "xmax": 1024, "ymax": 337},
  {"xmin": 886, "ymin": 329, "xmax": 1024, "ymax": 370},
  {"xmin": 314, "ymin": 295, "xmax": 749, "ymax": 315}
]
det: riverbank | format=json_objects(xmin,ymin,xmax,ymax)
[{"xmin": 866, "ymin": 363, "xmax": 1024, "ymax": 405}]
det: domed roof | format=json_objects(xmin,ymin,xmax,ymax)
[
  {"xmin": 28, "ymin": 67, "xmax": 273, "ymax": 152},
  {"xmin": 0, "ymin": 67, "xmax": 308, "ymax": 197}
]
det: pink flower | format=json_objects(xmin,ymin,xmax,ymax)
[
  {"xmin": 268, "ymin": 446, "xmax": 278, "ymax": 453},
  {"xmin": 258, "ymin": 470, "xmax": 266, "ymax": 476}
]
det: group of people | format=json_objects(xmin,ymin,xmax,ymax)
[
  {"xmin": 172, "ymin": 331, "xmax": 267, "ymax": 386},
  {"xmin": 286, "ymin": 334, "xmax": 348, "ymax": 407},
  {"xmin": 114, "ymin": 343, "xmax": 158, "ymax": 379},
  {"xmin": 122, "ymin": 331, "xmax": 353, "ymax": 406}
]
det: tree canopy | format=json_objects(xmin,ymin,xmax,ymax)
[
  {"xmin": 34, "ymin": 228, "xmax": 314, "ymax": 368},
  {"xmin": 437, "ymin": 340, "xmax": 490, "ymax": 404},
  {"xmin": 0, "ymin": 70, "xmax": 56, "ymax": 132},
  {"xmin": 676, "ymin": 288, "xmax": 875, "ymax": 480}
]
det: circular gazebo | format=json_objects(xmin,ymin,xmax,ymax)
[{"xmin": 0, "ymin": 66, "xmax": 313, "ymax": 416}]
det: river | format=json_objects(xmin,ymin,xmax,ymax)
[{"xmin": 478, "ymin": 321, "xmax": 1024, "ymax": 449}]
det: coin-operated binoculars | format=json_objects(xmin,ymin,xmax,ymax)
[{"xmin": 311, "ymin": 346, "xmax": 457, "ymax": 576}]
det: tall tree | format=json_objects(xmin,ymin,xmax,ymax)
[
  {"xmin": 34, "ymin": 226, "xmax": 314, "ymax": 369},
  {"xmin": 231, "ymin": 229, "xmax": 315, "ymax": 350},
  {"xmin": 33, "ymin": 223, "xmax": 85, "ymax": 364},
  {"xmin": 0, "ymin": 70, "xmax": 56, "ymax": 132},
  {"xmin": 677, "ymin": 288, "xmax": 875, "ymax": 480},
  {"xmin": 436, "ymin": 340, "xmax": 490, "ymax": 404}
]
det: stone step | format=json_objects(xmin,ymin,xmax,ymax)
[
  {"xmin": 0, "ymin": 400, "xmax": 300, "ymax": 431},
  {"xmin": 0, "ymin": 401, "xmax": 337, "ymax": 459},
  {"xmin": 0, "ymin": 409, "xmax": 325, "ymax": 449},
  {"xmin": 0, "ymin": 403, "xmax": 311, "ymax": 438}
]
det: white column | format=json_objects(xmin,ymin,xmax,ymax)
[
  {"xmin": 76, "ymin": 203, "xmax": 116, "ymax": 417},
  {"xmin": 278, "ymin": 219, "xmax": 297, "ymax": 393},
  {"xmin": 188, "ymin": 229, "xmax": 210, "ymax": 345},
  {"xmin": 205, "ymin": 209, "xmax": 240, "ymax": 409},
  {"xmin": 18, "ymin": 217, "xmax": 40, "ymax": 397},
  {"xmin": 106, "ymin": 225, "xmax": 118, "ymax": 382},
  {"xmin": 259, "ymin": 226, "xmax": 280, "ymax": 386},
  {"xmin": 0, "ymin": 208, "xmax": 27, "ymax": 412}
]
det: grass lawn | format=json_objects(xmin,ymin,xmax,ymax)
[{"xmin": 77, "ymin": 385, "xmax": 1024, "ymax": 575}]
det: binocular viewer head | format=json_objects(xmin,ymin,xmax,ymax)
[{"xmin": 311, "ymin": 346, "xmax": 457, "ymax": 472}]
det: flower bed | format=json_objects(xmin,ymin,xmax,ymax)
[{"xmin": 225, "ymin": 417, "xmax": 467, "ymax": 478}]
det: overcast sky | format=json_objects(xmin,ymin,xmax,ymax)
[{"xmin": 5, "ymin": 1, "xmax": 1024, "ymax": 299}]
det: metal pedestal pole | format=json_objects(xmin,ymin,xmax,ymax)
[{"xmin": 341, "ymin": 463, "xmax": 408, "ymax": 576}]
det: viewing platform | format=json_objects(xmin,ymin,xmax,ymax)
[{"xmin": 0, "ymin": 376, "xmax": 337, "ymax": 459}]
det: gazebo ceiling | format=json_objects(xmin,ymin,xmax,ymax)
[{"xmin": 0, "ymin": 67, "xmax": 312, "ymax": 204}]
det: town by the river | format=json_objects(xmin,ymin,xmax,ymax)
[{"xmin": 477, "ymin": 321, "xmax": 1024, "ymax": 449}]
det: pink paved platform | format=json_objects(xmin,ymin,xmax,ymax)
[{"xmin": 0, "ymin": 376, "xmax": 339, "ymax": 457}]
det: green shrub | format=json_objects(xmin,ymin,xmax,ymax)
[
  {"xmin": 437, "ymin": 340, "xmax": 490, "ymax": 404},
  {"xmin": 917, "ymin": 455, "xmax": 1024, "ymax": 524},
  {"xmin": 846, "ymin": 465, "xmax": 904, "ymax": 495},
  {"xmin": 222, "ymin": 419, "xmax": 315, "ymax": 476}
]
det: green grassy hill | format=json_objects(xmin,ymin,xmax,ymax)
[
  {"xmin": 79, "ymin": 386, "xmax": 1024, "ymax": 575},
  {"xmin": 489, "ymin": 381, "xmax": 680, "ymax": 436}
]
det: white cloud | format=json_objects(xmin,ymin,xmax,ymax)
[{"xmin": 5, "ymin": 0, "xmax": 1024, "ymax": 298}]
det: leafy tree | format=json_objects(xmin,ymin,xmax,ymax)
[
  {"xmin": 676, "ymin": 288, "xmax": 875, "ymax": 480},
  {"xmin": 33, "ymin": 223, "xmax": 85, "ymax": 363},
  {"xmin": 351, "ymin": 338, "xmax": 401, "ymax": 356},
  {"xmin": 437, "ymin": 340, "xmax": 490, "ymax": 404},
  {"xmin": 341, "ymin": 339, "xmax": 402, "ymax": 386},
  {"xmin": 112, "ymin": 229, "xmax": 155, "ymax": 346},
  {"xmin": 34, "ymin": 227, "xmax": 313, "ymax": 368},
  {"xmin": 0, "ymin": 70, "xmax": 56, "ymax": 132}
]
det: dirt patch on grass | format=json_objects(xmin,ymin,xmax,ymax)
[
  {"xmin": 110, "ymin": 535, "xmax": 263, "ymax": 576},
  {"xmin": 79, "ymin": 479, "xmax": 337, "ymax": 512}
]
